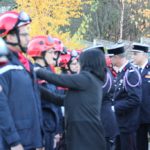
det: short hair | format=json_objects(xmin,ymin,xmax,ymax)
[{"xmin": 79, "ymin": 48, "xmax": 106, "ymax": 81}]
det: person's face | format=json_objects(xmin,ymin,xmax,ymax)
[
  {"xmin": 44, "ymin": 49, "xmax": 55, "ymax": 65},
  {"xmin": 132, "ymin": 51, "xmax": 146, "ymax": 66},
  {"xmin": 69, "ymin": 59, "xmax": 80, "ymax": 73},
  {"xmin": 18, "ymin": 25, "xmax": 30, "ymax": 49},
  {"xmin": 109, "ymin": 55, "xmax": 119, "ymax": 67},
  {"xmin": 6, "ymin": 25, "xmax": 30, "ymax": 52}
]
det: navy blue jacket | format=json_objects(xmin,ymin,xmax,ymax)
[
  {"xmin": 0, "ymin": 52, "xmax": 43, "ymax": 149},
  {"xmin": 139, "ymin": 61, "xmax": 150, "ymax": 123},
  {"xmin": 114, "ymin": 63, "xmax": 142, "ymax": 133},
  {"xmin": 101, "ymin": 69, "xmax": 119, "ymax": 137},
  {"xmin": 39, "ymin": 66, "xmax": 63, "ymax": 134}
]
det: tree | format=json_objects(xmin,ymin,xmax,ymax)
[
  {"xmin": 0, "ymin": 0, "xmax": 16, "ymax": 13},
  {"xmin": 16, "ymin": 0, "xmax": 91, "ymax": 49},
  {"xmin": 79, "ymin": 0, "xmax": 120, "ymax": 42},
  {"xmin": 126, "ymin": 0, "xmax": 150, "ymax": 38},
  {"xmin": 79, "ymin": 0, "xmax": 149, "ymax": 42},
  {"xmin": 118, "ymin": 0, "xmax": 125, "ymax": 40}
]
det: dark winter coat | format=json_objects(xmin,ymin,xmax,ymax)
[
  {"xmin": 0, "ymin": 52, "xmax": 43, "ymax": 150},
  {"xmin": 36, "ymin": 69, "xmax": 106, "ymax": 150}
]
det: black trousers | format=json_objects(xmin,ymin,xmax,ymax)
[
  {"xmin": 115, "ymin": 132, "xmax": 137, "ymax": 150},
  {"xmin": 137, "ymin": 123, "xmax": 150, "ymax": 150}
]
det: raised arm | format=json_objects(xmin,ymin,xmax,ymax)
[
  {"xmin": 36, "ymin": 69, "xmax": 91, "ymax": 90},
  {"xmin": 39, "ymin": 85, "xmax": 65, "ymax": 106}
]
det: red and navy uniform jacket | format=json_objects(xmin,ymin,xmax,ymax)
[
  {"xmin": 0, "ymin": 51, "xmax": 43, "ymax": 149},
  {"xmin": 113, "ymin": 63, "xmax": 142, "ymax": 133}
]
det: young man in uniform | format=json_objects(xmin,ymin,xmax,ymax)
[
  {"xmin": 131, "ymin": 43, "xmax": 150, "ymax": 150},
  {"xmin": 107, "ymin": 44, "xmax": 142, "ymax": 150},
  {"xmin": 0, "ymin": 11, "xmax": 43, "ymax": 150}
]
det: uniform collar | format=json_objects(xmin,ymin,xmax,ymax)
[
  {"xmin": 118, "ymin": 61, "xmax": 129, "ymax": 72},
  {"xmin": 140, "ymin": 60, "xmax": 148, "ymax": 70}
]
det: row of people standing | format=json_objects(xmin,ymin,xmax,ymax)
[
  {"xmin": 34, "ymin": 43, "xmax": 120, "ymax": 150},
  {"xmin": 0, "ymin": 9, "xmax": 150, "ymax": 150},
  {"xmin": 0, "ymin": 10, "xmax": 68, "ymax": 150},
  {"xmin": 51, "ymin": 42, "xmax": 149, "ymax": 150},
  {"xmin": 0, "ymin": 10, "xmax": 108, "ymax": 150},
  {"xmin": 107, "ymin": 43, "xmax": 150, "ymax": 150}
]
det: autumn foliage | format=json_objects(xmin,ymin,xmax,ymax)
[
  {"xmin": 16, "ymin": 0, "xmax": 91, "ymax": 49},
  {"xmin": 126, "ymin": 0, "xmax": 150, "ymax": 37}
]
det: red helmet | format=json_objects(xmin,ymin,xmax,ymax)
[
  {"xmin": 58, "ymin": 53, "xmax": 71, "ymax": 68},
  {"xmin": 0, "ymin": 11, "xmax": 31, "ymax": 37},
  {"xmin": 27, "ymin": 35, "xmax": 55, "ymax": 58},
  {"xmin": 53, "ymin": 38, "xmax": 64, "ymax": 52}
]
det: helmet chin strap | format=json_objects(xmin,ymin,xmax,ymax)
[
  {"xmin": 6, "ymin": 41, "xmax": 18, "ymax": 46},
  {"xmin": 15, "ymin": 29, "xmax": 27, "ymax": 53},
  {"xmin": 6, "ymin": 29, "xmax": 27, "ymax": 53},
  {"xmin": 42, "ymin": 52, "xmax": 49, "ymax": 67},
  {"xmin": 53, "ymin": 52, "xmax": 60, "ymax": 67}
]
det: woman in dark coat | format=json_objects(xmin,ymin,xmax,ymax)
[{"xmin": 36, "ymin": 48, "xmax": 107, "ymax": 150}]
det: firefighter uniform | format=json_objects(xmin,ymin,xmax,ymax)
[
  {"xmin": 131, "ymin": 43, "xmax": 150, "ymax": 150},
  {"xmin": 0, "ymin": 51, "xmax": 43, "ymax": 150},
  {"xmin": 107, "ymin": 45, "xmax": 142, "ymax": 150}
]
